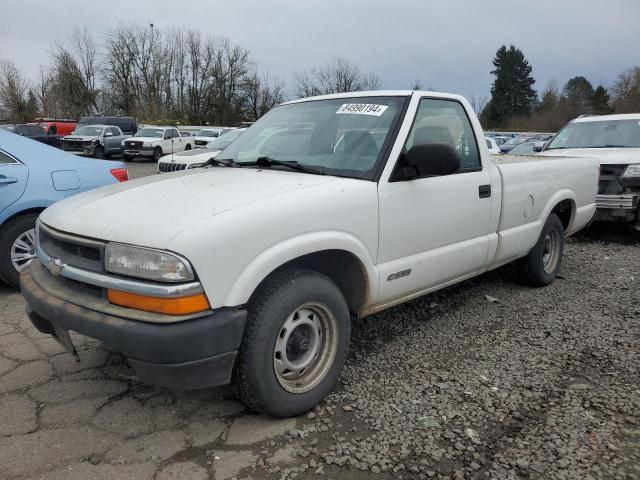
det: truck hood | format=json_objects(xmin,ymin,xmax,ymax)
[
  {"xmin": 39, "ymin": 168, "xmax": 343, "ymax": 249},
  {"xmin": 160, "ymin": 149, "xmax": 221, "ymax": 164},
  {"xmin": 539, "ymin": 148, "xmax": 640, "ymax": 165}
]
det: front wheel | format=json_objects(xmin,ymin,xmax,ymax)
[
  {"xmin": 94, "ymin": 146, "xmax": 104, "ymax": 159},
  {"xmin": 185, "ymin": 144, "xmax": 192, "ymax": 151},
  {"xmin": 234, "ymin": 269, "xmax": 350, "ymax": 417},
  {"xmin": 153, "ymin": 147, "xmax": 163, "ymax": 162},
  {"xmin": 0, "ymin": 214, "xmax": 39, "ymax": 289},
  {"xmin": 515, "ymin": 213, "xmax": 564, "ymax": 287}
]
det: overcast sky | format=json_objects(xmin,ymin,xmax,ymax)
[{"xmin": 1, "ymin": 0, "xmax": 639, "ymax": 100}]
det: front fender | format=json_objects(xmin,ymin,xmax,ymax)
[{"xmin": 223, "ymin": 231, "xmax": 379, "ymax": 308}]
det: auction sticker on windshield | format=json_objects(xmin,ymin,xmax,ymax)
[{"xmin": 336, "ymin": 104, "xmax": 389, "ymax": 116}]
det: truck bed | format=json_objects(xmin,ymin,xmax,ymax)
[{"xmin": 489, "ymin": 153, "xmax": 598, "ymax": 269}]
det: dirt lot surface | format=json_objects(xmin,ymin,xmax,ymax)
[{"xmin": 0, "ymin": 161, "xmax": 638, "ymax": 479}]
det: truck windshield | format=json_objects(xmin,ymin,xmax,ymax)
[
  {"xmin": 219, "ymin": 96, "xmax": 406, "ymax": 179},
  {"xmin": 206, "ymin": 129, "xmax": 244, "ymax": 150},
  {"xmin": 73, "ymin": 126, "xmax": 104, "ymax": 136},
  {"xmin": 547, "ymin": 119, "xmax": 640, "ymax": 149},
  {"xmin": 197, "ymin": 130, "xmax": 219, "ymax": 137},
  {"xmin": 135, "ymin": 128, "xmax": 164, "ymax": 138}
]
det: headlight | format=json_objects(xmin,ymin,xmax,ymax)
[
  {"xmin": 622, "ymin": 164, "xmax": 640, "ymax": 178},
  {"xmin": 188, "ymin": 162, "xmax": 206, "ymax": 169},
  {"xmin": 105, "ymin": 243, "xmax": 194, "ymax": 282},
  {"xmin": 143, "ymin": 142, "xmax": 153, "ymax": 147}
]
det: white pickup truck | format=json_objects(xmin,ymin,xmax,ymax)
[
  {"xmin": 121, "ymin": 126, "xmax": 193, "ymax": 162},
  {"xmin": 21, "ymin": 91, "xmax": 597, "ymax": 417}
]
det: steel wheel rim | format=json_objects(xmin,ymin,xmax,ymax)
[
  {"xmin": 542, "ymin": 229, "xmax": 561, "ymax": 274},
  {"xmin": 273, "ymin": 302, "xmax": 338, "ymax": 394},
  {"xmin": 11, "ymin": 228, "xmax": 37, "ymax": 273}
]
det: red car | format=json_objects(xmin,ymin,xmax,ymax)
[{"xmin": 31, "ymin": 119, "xmax": 77, "ymax": 136}]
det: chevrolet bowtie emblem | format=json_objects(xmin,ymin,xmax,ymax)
[{"xmin": 48, "ymin": 258, "xmax": 65, "ymax": 276}]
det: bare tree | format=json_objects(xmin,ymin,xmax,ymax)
[
  {"xmin": 103, "ymin": 23, "xmax": 139, "ymax": 115},
  {"xmin": 469, "ymin": 94, "xmax": 488, "ymax": 114},
  {"xmin": 294, "ymin": 57, "xmax": 380, "ymax": 98},
  {"xmin": 243, "ymin": 71, "xmax": 285, "ymax": 121},
  {"xmin": 49, "ymin": 27, "xmax": 101, "ymax": 117},
  {"xmin": 0, "ymin": 59, "xmax": 32, "ymax": 122},
  {"xmin": 411, "ymin": 78, "xmax": 423, "ymax": 90},
  {"xmin": 35, "ymin": 67, "xmax": 55, "ymax": 117},
  {"xmin": 611, "ymin": 66, "xmax": 640, "ymax": 113}
]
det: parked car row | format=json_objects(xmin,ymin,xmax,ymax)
[{"xmin": 0, "ymin": 129, "xmax": 128, "ymax": 288}]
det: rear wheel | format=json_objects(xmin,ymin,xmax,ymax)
[
  {"xmin": 515, "ymin": 213, "xmax": 564, "ymax": 286},
  {"xmin": 234, "ymin": 268, "xmax": 350, "ymax": 417},
  {"xmin": 0, "ymin": 214, "xmax": 39, "ymax": 289}
]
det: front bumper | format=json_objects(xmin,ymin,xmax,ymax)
[
  {"xmin": 595, "ymin": 193, "xmax": 639, "ymax": 225},
  {"xmin": 121, "ymin": 146, "xmax": 155, "ymax": 157},
  {"xmin": 20, "ymin": 262, "xmax": 247, "ymax": 389}
]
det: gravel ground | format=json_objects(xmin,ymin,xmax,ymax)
[{"xmin": 0, "ymin": 160, "xmax": 638, "ymax": 479}]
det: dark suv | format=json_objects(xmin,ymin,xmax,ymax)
[{"xmin": 78, "ymin": 116, "xmax": 138, "ymax": 135}]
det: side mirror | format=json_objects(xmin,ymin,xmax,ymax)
[
  {"xmin": 395, "ymin": 143, "xmax": 460, "ymax": 180},
  {"xmin": 532, "ymin": 141, "xmax": 545, "ymax": 152}
]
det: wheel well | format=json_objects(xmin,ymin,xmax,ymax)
[
  {"xmin": 551, "ymin": 199, "xmax": 575, "ymax": 232},
  {"xmin": 0, "ymin": 208, "xmax": 45, "ymax": 229},
  {"xmin": 265, "ymin": 250, "xmax": 368, "ymax": 317}
]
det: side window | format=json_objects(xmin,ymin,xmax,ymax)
[
  {"xmin": 110, "ymin": 127, "xmax": 120, "ymax": 136},
  {"xmin": 171, "ymin": 128, "xmax": 180, "ymax": 139},
  {"xmin": 405, "ymin": 98, "xmax": 481, "ymax": 171},
  {"xmin": 163, "ymin": 130, "xmax": 171, "ymax": 140},
  {"xmin": 0, "ymin": 151, "xmax": 18, "ymax": 164}
]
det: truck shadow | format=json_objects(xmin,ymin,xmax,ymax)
[{"xmin": 572, "ymin": 221, "xmax": 639, "ymax": 246}]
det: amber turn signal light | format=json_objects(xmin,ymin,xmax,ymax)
[{"xmin": 107, "ymin": 289, "xmax": 210, "ymax": 315}]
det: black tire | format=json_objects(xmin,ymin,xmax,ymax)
[
  {"xmin": 0, "ymin": 214, "xmax": 39, "ymax": 289},
  {"xmin": 234, "ymin": 268, "xmax": 350, "ymax": 417},
  {"xmin": 94, "ymin": 146, "xmax": 104, "ymax": 159},
  {"xmin": 153, "ymin": 147, "xmax": 163, "ymax": 162},
  {"xmin": 185, "ymin": 144, "xmax": 192, "ymax": 151},
  {"xmin": 515, "ymin": 213, "xmax": 564, "ymax": 287}
]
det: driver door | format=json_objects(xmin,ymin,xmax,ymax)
[{"xmin": 376, "ymin": 96, "xmax": 495, "ymax": 305}]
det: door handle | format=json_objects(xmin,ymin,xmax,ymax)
[
  {"xmin": 0, "ymin": 176, "xmax": 18, "ymax": 185},
  {"xmin": 478, "ymin": 184, "xmax": 491, "ymax": 198}
]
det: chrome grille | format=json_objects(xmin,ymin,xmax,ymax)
[
  {"xmin": 61, "ymin": 139, "xmax": 90, "ymax": 151},
  {"xmin": 596, "ymin": 194, "xmax": 638, "ymax": 210},
  {"xmin": 38, "ymin": 223, "xmax": 105, "ymax": 273},
  {"xmin": 125, "ymin": 141, "xmax": 143, "ymax": 148},
  {"xmin": 158, "ymin": 162, "xmax": 187, "ymax": 173},
  {"xmin": 195, "ymin": 140, "xmax": 207, "ymax": 146}
]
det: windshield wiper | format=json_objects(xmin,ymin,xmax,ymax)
[
  {"xmin": 203, "ymin": 157, "xmax": 239, "ymax": 168},
  {"xmin": 250, "ymin": 156, "xmax": 325, "ymax": 175}
]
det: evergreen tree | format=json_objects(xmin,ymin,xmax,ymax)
[
  {"xmin": 485, "ymin": 45, "xmax": 537, "ymax": 127},
  {"xmin": 564, "ymin": 76, "xmax": 594, "ymax": 111},
  {"xmin": 591, "ymin": 86, "xmax": 612, "ymax": 114},
  {"xmin": 25, "ymin": 90, "xmax": 39, "ymax": 121}
]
